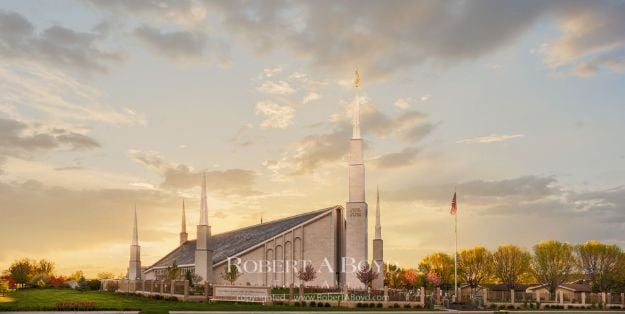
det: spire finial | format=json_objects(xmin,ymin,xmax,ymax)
[
  {"xmin": 199, "ymin": 172, "xmax": 209, "ymax": 225},
  {"xmin": 375, "ymin": 186, "xmax": 382, "ymax": 240},
  {"xmin": 132, "ymin": 205, "xmax": 139, "ymax": 245}
]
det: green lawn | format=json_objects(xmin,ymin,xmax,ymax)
[{"xmin": 0, "ymin": 288, "xmax": 414, "ymax": 313}]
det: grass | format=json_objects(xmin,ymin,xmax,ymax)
[{"xmin": 0, "ymin": 288, "xmax": 418, "ymax": 313}]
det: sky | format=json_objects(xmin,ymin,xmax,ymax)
[{"xmin": 0, "ymin": 0, "xmax": 624, "ymax": 278}]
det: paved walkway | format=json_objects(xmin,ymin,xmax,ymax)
[
  {"xmin": 1, "ymin": 312, "xmax": 140, "ymax": 314},
  {"xmin": 172, "ymin": 311, "xmax": 625, "ymax": 314}
]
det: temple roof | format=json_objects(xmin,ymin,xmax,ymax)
[{"xmin": 146, "ymin": 206, "xmax": 338, "ymax": 271}]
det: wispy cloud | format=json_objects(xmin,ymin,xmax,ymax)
[
  {"xmin": 256, "ymin": 80, "xmax": 295, "ymax": 95},
  {"xmin": 457, "ymin": 133, "xmax": 525, "ymax": 144},
  {"xmin": 255, "ymin": 101, "xmax": 295, "ymax": 129},
  {"xmin": 0, "ymin": 60, "xmax": 145, "ymax": 126},
  {"xmin": 393, "ymin": 97, "xmax": 413, "ymax": 110}
]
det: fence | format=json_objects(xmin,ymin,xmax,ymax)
[
  {"xmin": 477, "ymin": 288, "xmax": 625, "ymax": 309},
  {"xmin": 103, "ymin": 279, "xmax": 210, "ymax": 301}
]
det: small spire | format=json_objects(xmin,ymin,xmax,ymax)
[
  {"xmin": 199, "ymin": 172, "xmax": 209, "ymax": 225},
  {"xmin": 375, "ymin": 185, "xmax": 382, "ymax": 240},
  {"xmin": 181, "ymin": 199, "xmax": 187, "ymax": 233},
  {"xmin": 132, "ymin": 205, "xmax": 139, "ymax": 246},
  {"xmin": 260, "ymin": 215, "xmax": 263, "ymax": 224}
]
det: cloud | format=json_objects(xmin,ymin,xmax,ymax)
[
  {"xmin": 256, "ymin": 80, "xmax": 295, "ymax": 95},
  {"xmin": 301, "ymin": 92, "xmax": 321, "ymax": 104},
  {"xmin": 0, "ymin": 60, "xmax": 145, "ymax": 126},
  {"xmin": 393, "ymin": 98, "xmax": 413, "ymax": 110},
  {"xmin": 129, "ymin": 149, "xmax": 261, "ymax": 196},
  {"xmin": 265, "ymin": 98, "xmax": 435, "ymax": 176},
  {"xmin": 255, "ymin": 101, "xmax": 295, "ymax": 129},
  {"xmin": 371, "ymin": 147, "xmax": 420, "ymax": 169},
  {"xmin": 0, "ymin": 9, "xmax": 122, "ymax": 74},
  {"xmin": 133, "ymin": 25, "xmax": 230, "ymax": 64},
  {"xmin": 0, "ymin": 118, "xmax": 100, "ymax": 170},
  {"xmin": 263, "ymin": 65, "xmax": 284, "ymax": 78},
  {"xmin": 457, "ymin": 134, "xmax": 525, "ymax": 144},
  {"xmin": 538, "ymin": 1, "xmax": 625, "ymax": 76},
  {"xmin": 80, "ymin": 1, "xmax": 625, "ymax": 79},
  {"xmin": 387, "ymin": 175, "xmax": 559, "ymax": 203},
  {"xmin": 134, "ymin": 25, "xmax": 206, "ymax": 60}
]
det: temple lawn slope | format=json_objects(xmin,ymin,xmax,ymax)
[{"xmin": 0, "ymin": 289, "xmax": 415, "ymax": 314}]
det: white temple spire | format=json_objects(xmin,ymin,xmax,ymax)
[
  {"xmin": 180, "ymin": 199, "xmax": 188, "ymax": 245},
  {"xmin": 128, "ymin": 205, "xmax": 141, "ymax": 280},
  {"xmin": 375, "ymin": 185, "xmax": 381, "ymax": 240},
  {"xmin": 352, "ymin": 69, "xmax": 361, "ymax": 140},
  {"xmin": 182, "ymin": 199, "xmax": 187, "ymax": 233},
  {"xmin": 199, "ymin": 172, "xmax": 208, "ymax": 225},
  {"xmin": 132, "ymin": 205, "xmax": 138, "ymax": 245}
]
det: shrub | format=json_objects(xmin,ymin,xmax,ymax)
[
  {"xmin": 166, "ymin": 296, "xmax": 178, "ymax": 301},
  {"xmin": 404, "ymin": 304, "xmax": 411, "ymax": 308},
  {"xmin": 317, "ymin": 302, "xmax": 324, "ymax": 307},
  {"xmin": 393, "ymin": 303, "xmax": 400, "ymax": 308},
  {"xmin": 369, "ymin": 302, "xmax": 375, "ymax": 308},
  {"xmin": 325, "ymin": 302, "xmax": 331, "ymax": 307},
  {"xmin": 414, "ymin": 304, "xmax": 422, "ymax": 309},
  {"xmin": 87, "ymin": 279, "xmax": 101, "ymax": 291},
  {"xmin": 294, "ymin": 301, "xmax": 301, "ymax": 307},
  {"xmin": 105, "ymin": 281, "xmax": 119, "ymax": 292},
  {"xmin": 489, "ymin": 303, "xmax": 497, "ymax": 309},
  {"xmin": 309, "ymin": 301, "xmax": 316, "ymax": 307},
  {"xmin": 376, "ymin": 302, "xmax": 383, "ymax": 308},
  {"xmin": 507, "ymin": 304, "xmax": 515, "ymax": 309}
]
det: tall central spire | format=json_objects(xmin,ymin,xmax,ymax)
[
  {"xmin": 375, "ymin": 185, "xmax": 381, "ymax": 239},
  {"xmin": 352, "ymin": 70, "xmax": 361, "ymax": 140},
  {"xmin": 199, "ymin": 173, "xmax": 208, "ymax": 225},
  {"xmin": 132, "ymin": 205, "xmax": 138, "ymax": 245},
  {"xmin": 344, "ymin": 69, "xmax": 368, "ymax": 289}
]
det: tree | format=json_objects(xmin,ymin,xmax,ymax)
[
  {"xmin": 458, "ymin": 246, "xmax": 492, "ymax": 295},
  {"xmin": 492, "ymin": 245, "xmax": 531, "ymax": 289},
  {"xmin": 575, "ymin": 241, "xmax": 623, "ymax": 292},
  {"xmin": 384, "ymin": 263, "xmax": 405, "ymax": 289},
  {"xmin": 403, "ymin": 268, "xmax": 421, "ymax": 289},
  {"xmin": 8, "ymin": 258, "xmax": 36, "ymax": 286},
  {"xmin": 426, "ymin": 270, "xmax": 442, "ymax": 288},
  {"xmin": 97, "ymin": 272, "xmax": 115, "ymax": 280},
  {"xmin": 69, "ymin": 270, "xmax": 84, "ymax": 282},
  {"xmin": 356, "ymin": 262, "xmax": 379, "ymax": 290},
  {"xmin": 222, "ymin": 264, "xmax": 241, "ymax": 285},
  {"xmin": 296, "ymin": 263, "xmax": 317, "ymax": 286},
  {"xmin": 418, "ymin": 252, "xmax": 454, "ymax": 290},
  {"xmin": 0, "ymin": 279, "xmax": 9, "ymax": 296},
  {"xmin": 166, "ymin": 262, "xmax": 180, "ymax": 281},
  {"xmin": 532, "ymin": 240, "xmax": 575, "ymax": 295},
  {"xmin": 35, "ymin": 259, "xmax": 54, "ymax": 275}
]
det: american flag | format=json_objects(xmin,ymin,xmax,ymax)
[{"xmin": 450, "ymin": 192, "xmax": 457, "ymax": 215}]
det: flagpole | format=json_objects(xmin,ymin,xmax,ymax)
[
  {"xmin": 453, "ymin": 189, "xmax": 458, "ymax": 303},
  {"xmin": 454, "ymin": 205, "xmax": 458, "ymax": 302}
]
